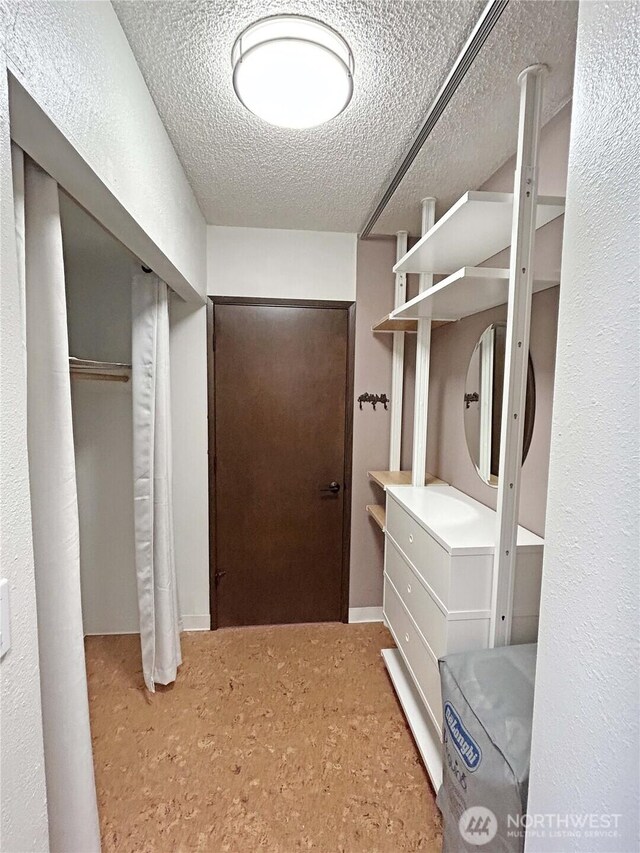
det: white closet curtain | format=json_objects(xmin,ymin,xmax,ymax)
[
  {"xmin": 131, "ymin": 273, "xmax": 181, "ymax": 692},
  {"xmin": 14, "ymin": 148, "xmax": 101, "ymax": 852}
]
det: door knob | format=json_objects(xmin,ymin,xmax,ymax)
[{"xmin": 320, "ymin": 481, "xmax": 341, "ymax": 494}]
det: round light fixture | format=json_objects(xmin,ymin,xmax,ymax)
[{"xmin": 231, "ymin": 15, "xmax": 354, "ymax": 129}]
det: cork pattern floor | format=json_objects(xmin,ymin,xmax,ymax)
[{"xmin": 86, "ymin": 623, "xmax": 441, "ymax": 852}]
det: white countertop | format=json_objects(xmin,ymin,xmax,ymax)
[{"xmin": 386, "ymin": 485, "xmax": 544, "ymax": 556}]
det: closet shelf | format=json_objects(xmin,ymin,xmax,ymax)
[
  {"xmin": 369, "ymin": 470, "xmax": 412, "ymax": 489},
  {"xmin": 366, "ymin": 504, "xmax": 386, "ymax": 531},
  {"xmin": 371, "ymin": 315, "xmax": 451, "ymax": 333},
  {"xmin": 393, "ymin": 192, "xmax": 565, "ymax": 275},
  {"xmin": 372, "ymin": 314, "xmax": 418, "ymax": 333},
  {"xmin": 69, "ymin": 357, "xmax": 131, "ymax": 383},
  {"xmin": 391, "ymin": 267, "xmax": 558, "ymax": 322},
  {"xmin": 368, "ymin": 470, "xmax": 447, "ymax": 490}
]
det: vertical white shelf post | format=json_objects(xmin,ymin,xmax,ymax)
[
  {"xmin": 412, "ymin": 198, "xmax": 436, "ymax": 486},
  {"xmin": 490, "ymin": 64, "xmax": 547, "ymax": 647},
  {"xmin": 389, "ymin": 231, "xmax": 408, "ymax": 470},
  {"xmin": 478, "ymin": 327, "xmax": 495, "ymax": 483}
]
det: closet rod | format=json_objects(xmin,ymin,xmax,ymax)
[
  {"xmin": 69, "ymin": 357, "xmax": 131, "ymax": 382},
  {"xmin": 71, "ymin": 371, "xmax": 129, "ymax": 383},
  {"xmin": 70, "ymin": 358, "xmax": 131, "ymax": 368}
]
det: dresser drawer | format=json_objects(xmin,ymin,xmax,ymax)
[
  {"xmin": 386, "ymin": 494, "xmax": 451, "ymax": 607},
  {"xmin": 385, "ymin": 538, "xmax": 447, "ymax": 659},
  {"xmin": 383, "ymin": 577, "xmax": 443, "ymax": 732}
]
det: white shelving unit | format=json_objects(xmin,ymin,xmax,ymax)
[
  {"xmin": 391, "ymin": 267, "xmax": 558, "ymax": 322},
  {"xmin": 380, "ymin": 64, "xmax": 558, "ymax": 791},
  {"xmin": 393, "ymin": 192, "xmax": 564, "ymax": 275}
]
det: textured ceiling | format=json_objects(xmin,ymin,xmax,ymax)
[
  {"xmin": 113, "ymin": 0, "xmax": 485, "ymax": 230},
  {"xmin": 375, "ymin": 0, "xmax": 578, "ymax": 234},
  {"xmin": 113, "ymin": 0, "xmax": 577, "ymax": 235}
]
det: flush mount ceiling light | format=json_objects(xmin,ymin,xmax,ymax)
[{"xmin": 231, "ymin": 15, "xmax": 354, "ymax": 129}]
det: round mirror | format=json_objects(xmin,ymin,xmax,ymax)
[{"xmin": 463, "ymin": 323, "xmax": 535, "ymax": 487}]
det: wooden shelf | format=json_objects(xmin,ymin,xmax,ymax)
[
  {"xmin": 366, "ymin": 504, "xmax": 386, "ymax": 531},
  {"xmin": 426, "ymin": 472, "xmax": 447, "ymax": 486},
  {"xmin": 368, "ymin": 471, "xmax": 446, "ymax": 490},
  {"xmin": 393, "ymin": 192, "xmax": 565, "ymax": 275},
  {"xmin": 382, "ymin": 648, "xmax": 443, "ymax": 793},
  {"xmin": 391, "ymin": 267, "xmax": 558, "ymax": 322},
  {"xmin": 371, "ymin": 315, "xmax": 452, "ymax": 333},
  {"xmin": 368, "ymin": 470, "xmax": 412, "ymax": 489},
  {"xmin": 372, "ymin": 314, "xmax": 418, "ymax": 333}
]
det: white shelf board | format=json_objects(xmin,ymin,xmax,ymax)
[
  {"xmin": 391, "ymin": 267, "xmax": 558, "ymax": 322},
  {"xmin": 393, "ymin": 192, "xmax": 565, "ymax": 275},
  {"xmin": 382, "ymin": 648, "xmax": 443, "ymax": 794}
]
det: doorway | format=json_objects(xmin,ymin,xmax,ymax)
[{"xmin": 208, "ymin": 297, "xmax": 355, "ymax": 628}]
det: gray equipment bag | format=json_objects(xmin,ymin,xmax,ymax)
[{"xmin": 437, "ymin": 643, "xmax": 537, "ymax": 852}]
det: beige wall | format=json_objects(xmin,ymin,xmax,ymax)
[
  {"xmin": 482, "ymin": 102, "xmax": 571, "ymax": 198},
  {"xmin": 348, "ymin": 238, "xmax": 395, "ymax": 608},
  {"xmin": 343, "ymin": 240, "xmax": 427, "ymax": 608}
]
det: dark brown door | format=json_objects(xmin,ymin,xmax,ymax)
[{"xmin": 211, "ymin": 301, "xmax": 352, "ymax": 627}]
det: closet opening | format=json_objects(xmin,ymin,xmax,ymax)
[{"xmin": 60, "ymin": 191, "xmax": 139, "ymax": 637}]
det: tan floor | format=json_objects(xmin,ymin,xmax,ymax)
[{"xmin": 86, "ymin": 623, "xmax": 442, "ymax": 853}]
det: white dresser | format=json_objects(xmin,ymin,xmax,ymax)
[{"xmin": 382, "ymin": 485, "xmax": 544, "ymax": 790}]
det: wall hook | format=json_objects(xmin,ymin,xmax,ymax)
[
  {"xmin": 464, "ymin": 392, "xmax": 479, "ymax": 409},
  {"xmin": 358, "ymin": 392, "xmax": 389, "ymax": 411}
]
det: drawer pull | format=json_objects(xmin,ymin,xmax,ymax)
[
  {"xmin": 407, "ymin": 583, "xmax": 412, "ymax": 594},
  {"xmin": 405, "ymin": 633, "xmax": 410, "ymax": 643},
  {"xmin": 409, "ymin": 534, "xmax": 414, "ymax": 544}
]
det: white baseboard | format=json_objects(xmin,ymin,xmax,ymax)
[
  {"xmin": 180, "ymin": 614, "xmax": 211, "ymax": 631},
  {"xmin": 84, "ymin": 629, "xmax": 138, "ymax": 637},
  {"xmin": 348, "ymin": 606, "xmax": 384, "ymax": 623},
  {"xmin": 85, "ymin": 614, "xmax": 211, "ymax": 637}
]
